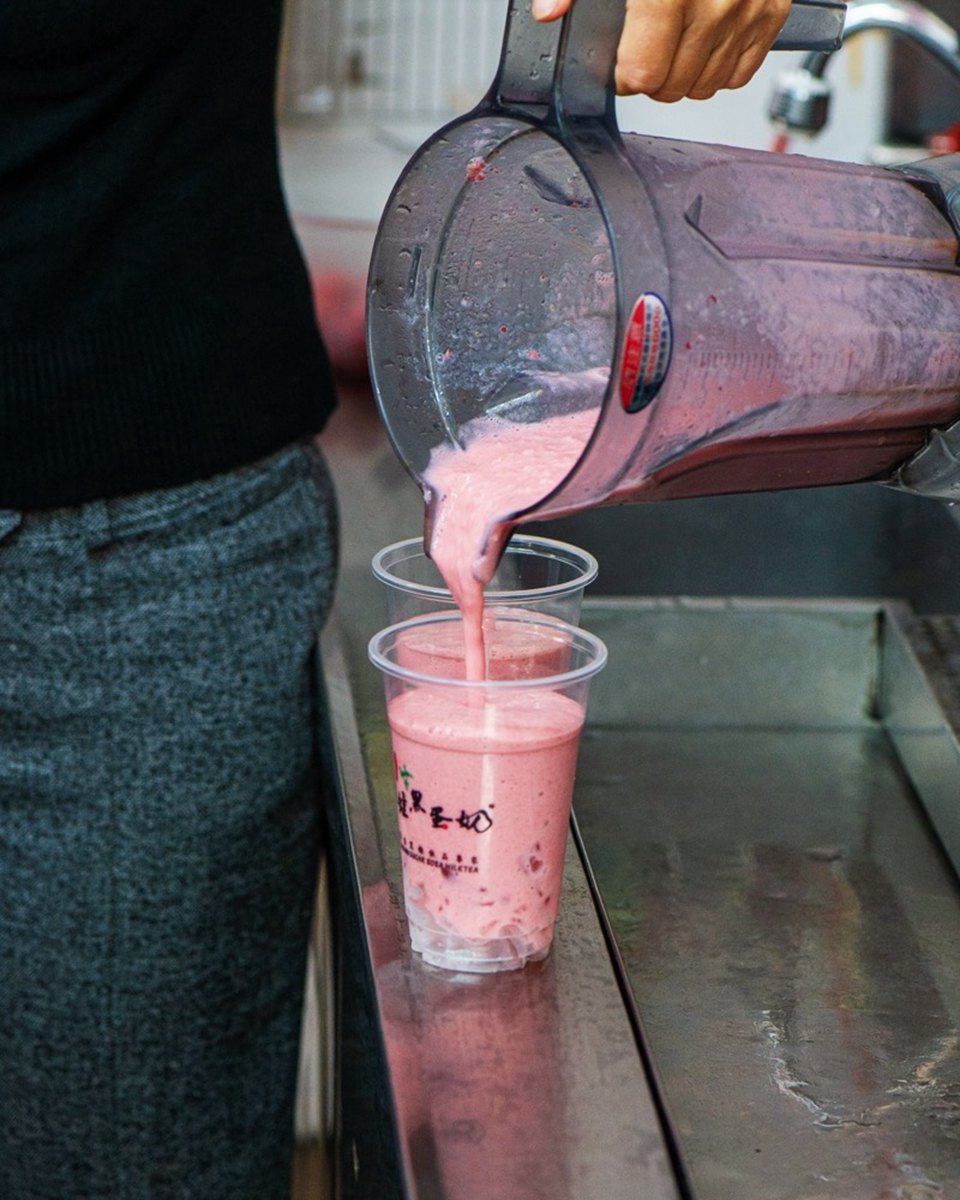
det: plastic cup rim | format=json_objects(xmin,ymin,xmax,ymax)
[
  {"xmin": 371, "ymin": 535, "xmax": 599, "ymax": 602},
  {"xmin": 368, "ymin": 609, "xmax": 608, "ymax": 691}
]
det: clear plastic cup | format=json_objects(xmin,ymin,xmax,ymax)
[
  {"xmin": 369, "ymin": 611, "xmax": 607, "ymax": 974},
  {"xmin": 372, "ymin": 535, "xmax": 598, "ymax": 624}
]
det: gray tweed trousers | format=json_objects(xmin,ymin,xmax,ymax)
[{"xmin": 0, "ymin": 439, "xmax": 338, "ymax": 1199}]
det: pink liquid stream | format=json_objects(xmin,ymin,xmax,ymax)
[
  {"xmin": 388, "ymin": 406, "xmax": 598, "ymax": 965},
  {"xmin": 423, "ymin": 407, "xmax": 597, "ymax": 680}
]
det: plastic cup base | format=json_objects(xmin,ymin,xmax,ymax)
[{"xmin": 407, "ymin": 912, "xmax": 554, "ymax": 974}]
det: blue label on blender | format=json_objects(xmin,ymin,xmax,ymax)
[{"xmin": 620, "ymin": 294, "xmax": 672, "ymax": 414}]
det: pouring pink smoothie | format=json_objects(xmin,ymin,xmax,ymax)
[
  {"xmin": 423, "ymin": 405, "xmax": 599, "ymax": 680},
  {"xmin": 372, "ymin": 398, "xmax": 606, "ymax": 972}
]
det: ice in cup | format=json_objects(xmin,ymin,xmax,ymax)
[
  {"xmin": 369, "ymin": 612, "xmax": 607, "ymax": 973},
  {"xmin": 372, "ymin": 535, "xmax": 598, "ymax": 625}
]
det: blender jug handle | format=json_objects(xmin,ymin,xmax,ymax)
[
  {"xmin": 774, "ymin": 0, "xmax": 847, "ymax": 50},
  {"xmin": 493, "ymin": 0, "xmax": 624, "ymax": 119},
  {"xmin": 493, "ymin": 0, "xmax": 844, "ymax": 119}
]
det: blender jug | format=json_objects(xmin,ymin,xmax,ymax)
[{"xmin": 366, "ymin": 0, "xmax": 960, "ymax": 547}]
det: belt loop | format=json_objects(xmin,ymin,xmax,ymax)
[
  {"xmin": 79, "ymin": 499, "xmax": 112, "ymax": 552},
  {"xmin": 0, "ymin": 510, "xmax": 22, "ymax": 545}
]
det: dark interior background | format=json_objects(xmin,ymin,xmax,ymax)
[
  {"xmin": 530, "ymin": 483, "xmax": 960, "ymax": 613},
  {"xmin": 889, "ymin": 0, "xmax": 960, "ymax": 141}
]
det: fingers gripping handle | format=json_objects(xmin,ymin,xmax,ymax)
[
  {"xmin": 494, "ymin": 0, "xmax": 622, "ymax": 117},
  {"xmin": 493, "ymin": 0, "xmax": 845, "ymax": 117}
]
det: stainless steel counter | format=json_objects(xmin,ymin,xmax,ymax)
[
  {"xmin": 321, "ymin": 587, "xmax": 960, "ymax": 1200},
  {"xmin": 573, "ymin": 599, "xmax": 960, "ymax": 1200}
]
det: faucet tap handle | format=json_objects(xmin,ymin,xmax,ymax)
[{"xmin": 773, "ymin": 0, "xmax": 846, "ymax": 50}]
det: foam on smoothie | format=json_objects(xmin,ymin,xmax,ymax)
[
  {"xmin": 395, "ymin": 611, "xmax": 572, "ymax": 680},
  {"xmin": 424, "ymin": 406, "xmax": 598, "ymax": 679}
]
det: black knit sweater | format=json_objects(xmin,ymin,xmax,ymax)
[{"xmin": 0, "ymin": 1, "xmax": 335, "ymax": 508}]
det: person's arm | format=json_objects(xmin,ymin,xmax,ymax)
[{"xmin": 532, "ymin": 0, "xmax": 791, "ymax": 102}]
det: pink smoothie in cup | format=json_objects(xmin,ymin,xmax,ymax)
[
  {"xmin": 389, "ymin": 684, "xmax": 585, "ymax": 970},
  {"xmin": 370, "ymin": 612, "xmax": 606, "ymax": 973}
]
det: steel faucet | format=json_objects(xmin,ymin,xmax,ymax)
[{"xmin": 769, "ymin": 0, "xmax": 960, "ymax": 135}]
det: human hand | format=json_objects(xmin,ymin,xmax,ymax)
[{"xmin": 532, "ymin": 0, "xmax": 791, "ymax": 102}]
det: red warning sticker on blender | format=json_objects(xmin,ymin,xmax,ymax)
[{"xmin": 620, "ymin": 293, "xmax": 672, "ymax": 413}]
